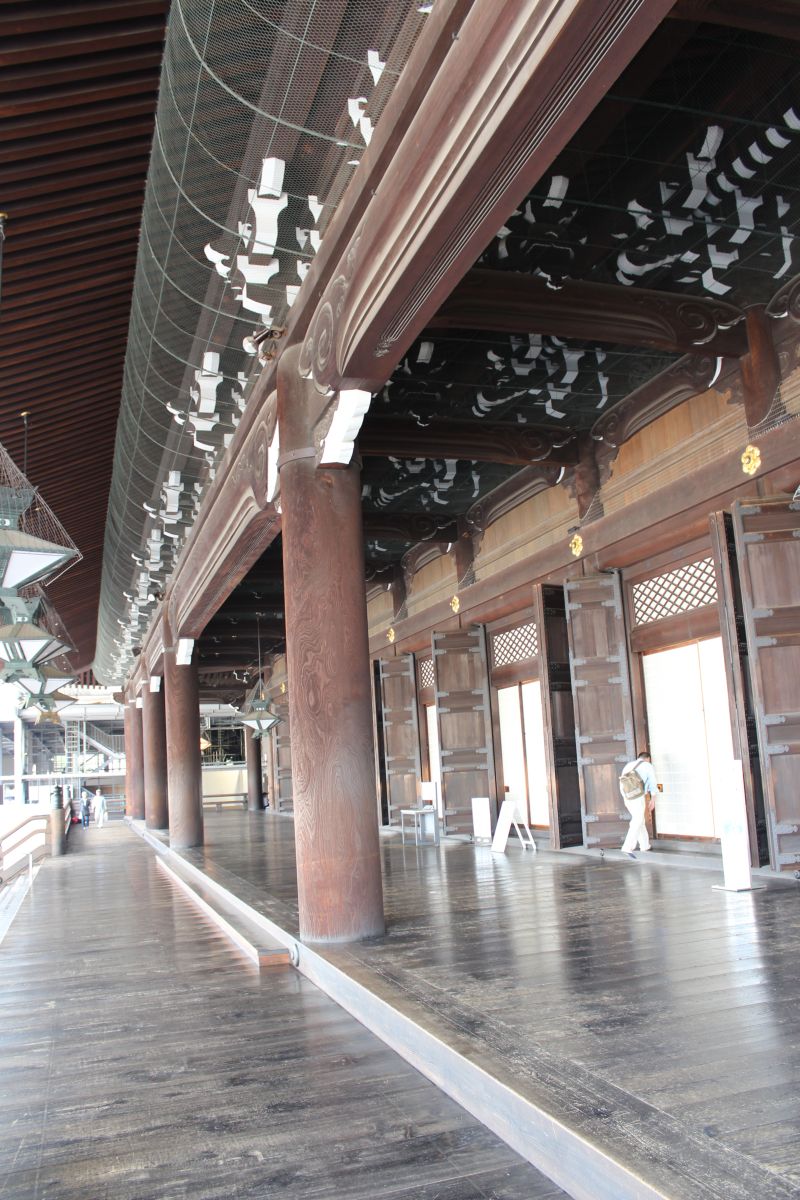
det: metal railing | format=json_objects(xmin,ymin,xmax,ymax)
[
  {"xmin": 202, "ymin": 793, "xmax": 247, "ymax": 810},
  {"xmin": 85, "ymin": 723, "xmax": 126, "ymax": 755}
]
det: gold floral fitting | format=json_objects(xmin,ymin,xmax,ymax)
[
  {"xmin": 450, "ymin": 595, "xmax": 460, "ymax": 614},
  {"xmin": 569, "ymin": 533, "xmax": 583, "ymax": 557},
  {"xmin": 741, "ymin": 444, "xmax": 761, "ymax": 476},
  {"xmin": 387, "ymin": 627, "xmax": 396, "ymax": 644}
]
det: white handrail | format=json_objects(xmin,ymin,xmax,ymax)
[{"xmin": 0, "ymin": 813, "xmax": 49, "ymax": 886}]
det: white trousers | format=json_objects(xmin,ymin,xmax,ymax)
[
  {"xmin": 96, "ymin": 812, "xmax": 106, "ymax": 829},
  {"xmin": 621, "ymin": 795, "xmax": 650, "ymax": 852}
]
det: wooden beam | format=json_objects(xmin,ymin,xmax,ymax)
[
  {"xmin": 163, "ymin": 394, "xmax": 281, "ymax": 643},
  {"xmin": 668, "ymin": 0, "xmax": 800, "ymax": 39},
  {"xmin": 362, "ymin": 513, "xmax": 459, "ymax": 543},
  {"xmin": 159, "ymin": 0, "xmax": 674, "ymax": 657},
  {"xmin": 430, "ymin": 268, "xmax": 747, "ymax": 357},
  {"xmin": 360, "ymin": 419, "xmax": 578, "ymax": 467},
  {"xmin": 298, "ymin": 0, "xmax": 678, "ymax": 395}
]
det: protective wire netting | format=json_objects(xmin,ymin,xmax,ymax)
[
  {"xmin": 0, "ymin": 441, "xmax": 81, "ymax": 584},
  {"xmin": 96, "ymin": 0, "xmax": 428, "ymax": 682}
]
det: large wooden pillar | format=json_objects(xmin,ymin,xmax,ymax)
[
  {"xmin": 125, "ymin": 697, "xmax": 145, "ymax": 820},
  {"xmin": 278, "ymin": 348, "xmax": 384, "ymax": 942},
  {"xmin": 164, "ymin": 644, "xmax": 204, "ymax": 850},
  {"xmin": 142, "ymin": 679, "xmax": 169, "ymax": 831},
  {"xmin": 245, "ymin": 732, "xmax": 263, "ymax": 812}
]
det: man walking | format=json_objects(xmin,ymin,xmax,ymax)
[
  {"xmin": 94, "ymin": 787, "xmax": 108, "ymax": 829},
  {"xmin": 619, "ymin": 750, "xmax": 659, "ymax": 858}
]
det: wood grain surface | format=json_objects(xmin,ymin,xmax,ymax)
[
  {"xmin": 0, "ymin": 824, "xmax": 563, "ymax": 1200},
  {"xmin": 187, "ymin": 810, "xmax": 800, "ymax": 1199}
]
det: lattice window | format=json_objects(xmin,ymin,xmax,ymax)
[
  {"xmin": 417, "ymin": 656, "xmax": 434, "ymax": 689},
  {"xmin": 632, "ymin": 557, "xmax": 718, "ymax": 627},
  {"xmin": 492, "ymin": 622, "xmax": 539, "ymax": 668}
]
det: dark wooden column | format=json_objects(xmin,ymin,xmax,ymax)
[
  {"xmin": 126, "ymin": 697, "xmax": 145, "ymax": 821},
  {"xmin": 142, "ymin": 680, "xmax": 169, "ymax": 830},
  {"xmin": 278, "ymin": 347, "xmax": 385, "ymax": 942},
  {"xmin": 164, "ymin": 645, "xmax": 204, "ymax": 850},
  {"xmin": 245, "ymin": 732, "xmax": 263, "ymax": 812}
]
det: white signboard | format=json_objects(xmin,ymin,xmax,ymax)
[
  {"xmin": 471, "ymin": 796, "xmax": 493, "ymax": 842},
  {"xmin": 491, "ymin": 798, "xmax": 536, "ymax": 855}
]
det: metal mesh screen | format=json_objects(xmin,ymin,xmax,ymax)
[
  {"xmin": 631, "ymin": 557, "xmax": 718, "ymax": 627},
  {"xmin": 96, "ymin": 0, "xmax": 427, "ymax": 681}
]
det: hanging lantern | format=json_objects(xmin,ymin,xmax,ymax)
[
  {"xmin": 235, "ymin": 614, "xmax": 281, "ymax": 738},
  {"xmin": 14, "ymin": 664, "xmax": 77, "ymax": 697},
  {"xmin": 238, "ymin": 695, "xmax": 281, "ymax": 736},
  {"xmin": 28, "ymin": 690, "xmax": 74, "ymax": 724},
  {"xmin": 0, "ymin": 621, "xmax": 72, "ymax": 667},
  {"xmin": 0, "ymin": 530, "xmax": 77, "ymax": 590}
]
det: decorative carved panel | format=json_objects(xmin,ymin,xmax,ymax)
[
  {"xmin": 631, "ymin": 558, "xmax": 718, "ymax": 628},
  {"xmin": 492, "ymin": 622, "xmax": 539, "ymax": 669}
]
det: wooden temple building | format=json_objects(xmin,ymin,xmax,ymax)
[{"xmin": 2, "ymin": 1, "xmax": 800, "ymax": 1197}]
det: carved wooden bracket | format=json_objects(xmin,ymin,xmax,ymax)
[
  {"xmin": 739, "ymin": 306, "xmax": 782, "ymax": 429},
  {"xmin": 299, "ymin": 232, "xmax": 362, "ymax": 396},
  {"xmin": 590, "ymin": 352, "xmax": 721, "ymax": 483},
  {"xmin": 365, "ymin": 563, "xmax": 409, "ymax": 621},
  {"xmin": 561, "ymin": 434, "xmax": 604, "ymax": 522},
  {"xmin": 400, "ymin": 541, "xmax": 447, "ymax": 593},
  {"xmin": 767, "ymin": 271, "xmax": 800, "ymax": 323},
  {"xmin": 453, "ymin": 516, "xmax": 476, "ymax": 588},
  {"xmin": 431, "ymin": 269, "xmax": 747, "ymax": 357},
  {"xmin": 464, "ymin": 463, "xmax": 562, "ymax": 557}
]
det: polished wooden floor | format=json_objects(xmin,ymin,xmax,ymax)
[
  {"xmin": 0, "ymin": 823, "xmax": 564, "ymax": 1200},
  {"xmin": 182, "ymin": 812, "xmax": 800, "ymax": 1200}
]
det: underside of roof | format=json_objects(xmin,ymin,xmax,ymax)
[
  {"xmin": 1, "ymin": 2, "xmax": 798, "ymax": 694},
  {"xmin": 0, "ymin": 0, "xmax": 169, "ymax": 670},
  {"xmin": 94, "ymin": 0, "xmax": 429, "ymax": 681}
]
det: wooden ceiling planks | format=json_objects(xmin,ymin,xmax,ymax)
[{"xmin": 0, "ymin": 0, "xmax": 169, "ymax": 669}]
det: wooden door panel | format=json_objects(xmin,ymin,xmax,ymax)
[
  {"xmin": 535, "ymin": 585, "xmax": 584, "ymax": 848},
  {"xmin": 433, "ymin": 627, "xmax": 495, "ymax": 835},
  {"xmin": 379, "ymin": 655, "xmax": 421, "ymax": 825},
  {"xmin": 565, "ymin": 573, "xmax": 635, "ymax": 848},
  {"xmin": 709, "ymin": 511, "xmax": 768, "ymax": 866},
  {"xmin": 274, "ymin": 700, "xmax": 293, "ymax": 812},
  {"xmin": 732, "ymin": 498, "xmax": 800, "ymax": 869}
]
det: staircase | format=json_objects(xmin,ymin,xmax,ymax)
[{"xmin": 85, "ymin": 723, "xmax": 125, "ymax": 756}]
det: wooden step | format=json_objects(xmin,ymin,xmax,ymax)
[{"xmin": 156, "ymin": 856, "xmax": 293, "ymax": 970}]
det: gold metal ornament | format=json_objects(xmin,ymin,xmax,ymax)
[
  {"xmin": 450, "ymin": 595, "xmax": 460, "ymax": 614},
  {"xmin": 279, "ymin": 681, "xmax": 287, "ymax": 694},
  {"xmin": 741, "ymin": 444, "xmax": 761, "ymax": 476},
  {"xmin": 569, "ymin": 533, "xmax": 583, "ymax": 557},
  {"xmin": 387, "ymin": 627, "xmax": 396, "ymax": 644}
]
